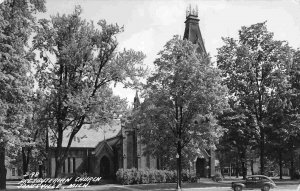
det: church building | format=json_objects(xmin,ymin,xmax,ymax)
[
  {"xmin": 45, "ymin": 7, "xmax": 215, "ymax": 179},
  {"xmin": 47, "ymin": 92, "xmax": 158, "ymax": 178},
  {"xmin": 183, "ymin": 6, "xmax": 216, "ymax": 178}
]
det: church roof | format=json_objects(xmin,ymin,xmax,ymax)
[
  {"xmin": 94, "ymin": 140, "xmax": 114, "ymax": 157},
  {"xmin": 193, "ymin": 148, "xmax": 210, "ymax": 162},
  {"xmin": 49, "ymin": 119, "xmax": 122, "ymax": 148}
]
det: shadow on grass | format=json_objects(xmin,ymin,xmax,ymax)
[{"xmin": 126, "ymin": 182, "xmax": 229, "ymax": 190}]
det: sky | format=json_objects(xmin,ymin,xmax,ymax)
[{"xmin": 40, "ymin": 0, "xmax": 300, "ymax": 106}]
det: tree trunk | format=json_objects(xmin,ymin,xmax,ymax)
[
  {"xmin": 176, "ymin": 140, "xmax": 182, "ymax": 190},
  {"xmin": 279, "ymin": 150, "xmax": 283, "ymax": 180},
  {"xmin": 251, "ymin": 159, "xmax": 254, "ymax": 175},
  {"xmin": 0, "ymin": 143, "xmax": 7, "ymax": 190},
  {"xmin": 290, "ymin": 154, "xmax": 294, "ymax": 180},
  {"xmin": 176, "ymin": 104, "xmax": 182, "ymax": 190},
  {"xmin": 55, "ymin": 157, "xmax": 62, "ymax": 178},
  {"xmin": 260, "ymin": 126, "xmax": 265, "ymax": 175},
  {"xmin": 236, "ymin": 157, "xmax": 239, "ymax": 178},
  {"xmin": 219, "ymin": 161, "xmax": 225, "ymax": 178},
  {"xmin": 54, "ymin": 134, "xmax": 63, "ymax": 178},
  {"xmin": 22, "ymin": 148, "xmax": 28, "ymax": 175},
  {"xmin": 38, "ymin": 165, "xmax": 43, "ymax": 178},
  {"xmin": 46, "ymin": 126, "xmax": 49, "ymax": 178},
  {"xmin": 241, "ymin": 151, "xmax": 247, "ymax": 180},
  {"xmin": 54, "ymin": 119, "xmax": 64, "ymax": 178},
  {"xmin": 22, "ymin": 147, "xmax": 31, "ymax": 175},
  {"xmin": 54, "ymin": 116, "xmax": 85, "ymax": 178}
]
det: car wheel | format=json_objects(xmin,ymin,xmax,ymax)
[
  {"xmin": 234, "ymin": 185, "xmax": 243, "ymax": 191},
  {"xmin": 262, "ymin": 185, "xmax": 270, "ymax": 191}
]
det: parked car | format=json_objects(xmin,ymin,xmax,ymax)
[{"xmin": 231, "ymin": 175, "xmax": 276, "ymax": 191}]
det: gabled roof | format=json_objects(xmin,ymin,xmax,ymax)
[
  {"xmin": 94, "ymin": 141, "xmax": 114, "ymax": 157},
  {"xmin": 49, "ymin": 119, "xmax": 122, "ymax": 148},
  {"xmin": 193, "ymin": 148, "xmax": 210, "ymax": 162}
]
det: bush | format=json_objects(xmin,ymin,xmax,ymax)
[
  {"xmin": 116, "ymin": 168, "xmax": 196, "ymax": 185},
  {"xmin": 133, "ymin": 168, "xmax": 141, "ymax": 184},
  {"xmin": 140, "ymin": 169, "xmax": 149, "ymax": 184},
  {"xmin": 293, "ymin": 170, "xmax": 300, "ymax": 180},
  {"xmin": 181, "ymin": 169, "xmax": 197, "ymax": 183},
  {"xmin": 181, "ymin": 169, "xmax": 189, "ymax": 182},
  {"xmin": 155, "ymin": 169, "xmax": 166, "ymax": 183},
  {"xmin": 165, "ymin": 170, "xmax": 176, "ymax": 183},
  {"xmin": 116, "ymin": 169, "xmax": 124, "ymax": 184},
  {"xmin": 212, "ymin": 173, "xmax": 223, "ymax": 182},
  {"xmin": 116, "ymin": 168, "xmax": 136, "ymax": 185}
]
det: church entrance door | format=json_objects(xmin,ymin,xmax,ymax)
[
  {"xmin": 100, "ymin": 156, "xmax": 110, "ymax": 179},
  {"xmin": 196, "ymin": 158, "xmax": 206, "ymax": 178}
]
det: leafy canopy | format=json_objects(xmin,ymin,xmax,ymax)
[
  {"xmin": 216, "ymin": 21, "xmax": 296, "ymax": 174},
  {"xmin": 137, "ymin": 36, "xmax": 228, "ymax": 167},
  {"xmin": 0, "ymin": 0, "xmax": 46, "ymax": 155},
  {"xmin": 32, "ymin": 6, "xmax": 147, "ymax": 176}
]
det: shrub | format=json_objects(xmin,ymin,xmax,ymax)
[
  {"xmin": 116, "ymin": 168, "xmax": 196, "ymax": 185},
  {"xmin": 181, "ymin": 169, "xmax": 188, "ymax": 182},
  {"xmin": 155, "ymin": 170, "xmax": 166, "ymax": 183},
  {"xmin": 140, "ymin": 169, "xmax": 149, "ymax": 184},
  {"xmin": 293, "ymin": 170, "xmax": 300, "ymax": 180},
  {"xmin": 181, "ymin": 169, "xmax": 197, "ymax": 183},
  {"xmin": 116, "ymin": 168, "xmax": 136, "ymax": 185},
  {"xmin": 188, "ymin": 170, "xmax": 197, "ymax": 183},
  {"xmin": 165, "ymin": 170, "xmax": 176, "ymax": 183},
  {"xmin": 148, "ymin": 169, "xmax": 156, "ymax": 183},
  {"xmin": 212, "ymin": 173, "xmax": 223, "ymax": 182},
  {"xmin": 116, "ymin": 169, "xmax": 124, "ymax": 184},
  {"xmin": 132, "ymin": 168, "xmax": 141, "ymax": 184}
]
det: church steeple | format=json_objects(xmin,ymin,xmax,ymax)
[
  {"xmin": 133, "ymin": 90, "xmax": 140, "ymax": 109},
  {"xmin": 183, "ymin": 5, "xmax": 207, "ymax": 56}
]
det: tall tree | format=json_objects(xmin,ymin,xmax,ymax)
[
  {"xmin": 19, "ymin": 91, "xmax": 49, "ymax": 177},
  {"xmin": 265, "ymin": 75, "xmax": 295, "ymax": 179},
  {"xmin": 137, "ymin": 36, "xmax": 228, "ymax": 189},
  {"xmin": 217, "ymin": 22, "xmax": 293, "ymax": 174},
  {"xmin": 286, "ymin": 49, "xmax": 300, "ymax": 179},
  {"xmin": 0, "ymin": 0, "xmax": 45, "ymax": 189},
  {"xmin": 217, "ymin": 101, "xmax": 257, "ymax": 179},
  {"xmin": 265, "ymin": 48, "xmax": 300, "ymax": 179},
  {"xmin": 33, "ymin": 7, "xmax": 147, "ymax": 177}
]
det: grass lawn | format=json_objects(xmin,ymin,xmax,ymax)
[{"xmin": 6, "ymin": 177, "xmax": 299, "ymax": 191}]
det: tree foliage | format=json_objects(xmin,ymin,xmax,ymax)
[
  {"xmin": 217, "ymin": 101, "xmax": 257, "ymax": 179},
  {"xmin": 136, "ymin": 36, "xmax": 228, "ymax": 186},
  {"xmin": 33, "ymin": 6, "xmax": 147, "ymax": 177},
  {"xmin": 17, "ymin": 91, "xmax": 50, "ymax": 177},
  {"xmin": 0, "ymin": 0, "xmax": 45, "ymax": 189},
  {"xmin": 217, "ymin": 21, "xmax": 297, "ymax": 175}
]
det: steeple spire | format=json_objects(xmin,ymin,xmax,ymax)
[
  {"xmin": 133, "ymin": 90, "xmax": 140, "ymax": 109},
  {"xmin": 183, "ymin": 5, "xmax": 207, "ymax": 56}
]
